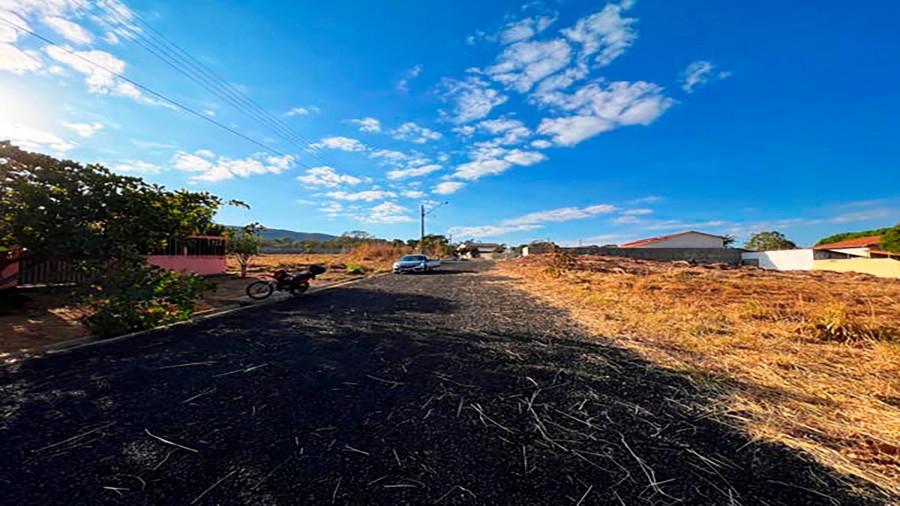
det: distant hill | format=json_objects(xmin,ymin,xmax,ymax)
[
  {"xmin": 262, "ymin": 228, "xmax": 339, "ymax": 242},
  {"xmin": 225, "ymin": 226, "xmax": 339, "ymax": 243}
]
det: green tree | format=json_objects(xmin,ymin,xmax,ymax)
[
  {"xmin": 228, "ymin": 223, "xmax": 265, "ymax": 277},
  {"xmin": 420, "ymin": 234, "xmax": 450, "ymax": 257},
  {"xmin": 0, "ymin": 141, "xmax": 236, "ymax": 332},
  {"xmin": 0, "ymin": 141, "xmax": 232, "ymax": 272},
  {"xmin": 744, "ymin": 231, "xmax": 797, "ymax": 251},
  {"xmin": 816, "ymin": 224, "xmax": 900, "ymax": 253}
]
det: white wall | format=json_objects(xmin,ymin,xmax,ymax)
[
  {"xmin": 822, "ymin": 247, "xmax": 871, "ymax": 258},
  {"xmin": 742, "ymin": 249, "xmax": 814, "ymax": 270},
  {"xmin": 636, "ymin": 232, "xmax": 724, "ymax": 249}
]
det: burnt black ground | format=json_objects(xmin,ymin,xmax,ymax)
[{"xmin": 0, "ymin": 262, "xmax": 885, "ymax": 505}]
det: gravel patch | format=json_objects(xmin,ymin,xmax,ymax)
[{"xmin": 0, "ymin": 262, "xmax": 879, "ymax": 504}]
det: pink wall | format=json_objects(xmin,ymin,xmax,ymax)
[
  {"xmin": 146, "ymin": 255, "xmax": 227, "ymax": 276},
  {"xmin": 1, "ymin": 261, "xmax": 19, "ymax": 289}
]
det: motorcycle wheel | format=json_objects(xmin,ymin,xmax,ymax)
[
  {"xmin": 246, "ymin": 281, "xmax": 275, "ymax": 300},
  {"xmin": 290, "ymin": 283, "xmax": 310, "ymax": 297}
]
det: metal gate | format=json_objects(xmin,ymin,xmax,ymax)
[{"xmin": 17, "ymin": 258, "xmax": 89, "ymax": 286}]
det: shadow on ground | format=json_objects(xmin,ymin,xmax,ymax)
[{"xmin": 0, "ymin": 264, "xmax": 887, "ymax": 504}]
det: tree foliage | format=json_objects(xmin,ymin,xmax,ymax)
[
  {"xmin": 228, "ymin": 223, "xmax": 265, "ymax": 277},
  {"xmin": 84, "ymin": 264, "xmax": 214, "ymax": 337},
  {"xmin": 0, "ymin": 142, "xmax": 235, "ymax": 333},
  {"xmin": 419, "ymin": 234, "xmax": 451, "ymax": 257},
  {"xmin": 0, "ymin": 141, "xmax": 232, "ymax": 270},
  {"xmin": 816, "ymin": 224, "xmax": 900, "ymax": 253},
  {"xmin": 744, "ymin": 231, "xmax": 798, "ymax": 252}
]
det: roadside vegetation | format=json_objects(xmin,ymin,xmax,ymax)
[
  {"xmin": 499, "ymin": 253, "xmax": 900, "ymax": 499},
  {"xmin": 0, "ymin": 143, "xmax": 238, "ymax": 338},
  {"xmin": 817, "ymin": 224, "xmax": 900, "ymax": 252}
]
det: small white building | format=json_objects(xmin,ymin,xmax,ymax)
[
  {"xmin": 743, "ymin": 235, "xmax": 898, "ymax": 271},
  {"xmin": 741, "ymin": 249, "xmax": 821, "ymax": 270},
  {"xmin": 812, "ymin": 235, "xmax": 887, "ymax": 258},
  {"xmin": 620, "ymin": 231, "xmax": 728, "ymax": 249}
]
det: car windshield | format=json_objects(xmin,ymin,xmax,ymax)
[{"xmin": 401, "ymin": 255, "xmax": 426, "ymax": 261}]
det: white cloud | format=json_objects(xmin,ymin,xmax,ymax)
[
  {"xmin": 441, "ymin": 76, "xmax": 508, "ymax": 124},
  {"xmin": 453, "ymin": 159, "xmax": 513, "ymax": 180},
  {"xmin": 452, "ymin": 145, "xmax": 546, "ymax": 180},
  {"xmin": 537, "ymin": 115, "xmax": 615, "ymax": 147},
  {"xmin": 0, "ymin": 14, "xmax": 42, "ymax": 74},
  {"xmin": 172, "ymin": 150, "xmax": 296, "ymax": 182},
  {"xmin": 502, "ymin": 204, "xmax": 617, "ymax": 226},
  {"xmin": 402, "ymin": 190, "xmax": 426, "ymax": 198},
  {"xmin": 452, "ymin": 125, "xmax": 476, "ymax": 137},
  {"xmin": 310, "ymin": 136, "xmax": 367, "ymax": 151},
  {"xmin": 0, "ymin": 119, "xmax": 74, "ymax": 152},
  {"xmin": 112, "ymin": 160, "xmax": 162, "ymax": 173},
  {"xmin": 433, "ymin": 181, "xmax": 466, "ymax": 195},
  {"xmin": 536, "ymin": 80, "xmax": 674, "ymax": 146},
  {"xmin": 474, "ymin": 118, "xmax": 532, "ymax": 146},
  {"xmin": 318, "ymin": 201, "xmax": 344, "ymax": 217},
  {"xmin": 363, "ymin": 201, "xmax": 415, "ymax": 223},
  {"xmin": 296, "ymin": 166, "xmax": 364, "ymax": 187},
  {"xmin": 350, "ymin": 117, "xmax": 383, "ymax": 133},
  {"xmin": 396, "ymin": 64, "xmax": 423, "ymax": 93},
  {"xmin": 44, "ymin": 45, "xmax": 161, "ymax": 105},
  {"xmin": 286, "ymin": 106, "xmax": 319, "ymax": 116},
  {"xmin": 562, "ymin": 0, "xmax": 637, "ymax": 67},
  {"xmin": 628, "ymin": 195, "xmax": 663, "ymax": 204},
  {"xmin": 498, "ymin": 14, "xmax": 557, "ymax": 45},
  {"xmin": 530, "ymin": 139, "xmax": 552, "ymax": 149},
  {"xmin": 369, "ymin": 148, "xmax": 410, "ymax": 164},
  {"xmin": 387, "ymin": 163, "xmax": 442, "ymax": 180},
  {"xmin": 392, "ymin": 122, "xmax": 442, "ymax": 143},
  {"xmin": 43, "ymin": 16, "xmax": 93, "ymax": 45},
  {"xmin": 611, "ymin": 215, "xmax": 641, "ymax": 225},
  {"xmin": 0, "ymin": 43, "xmax": 42, "ymax": 74},
  {"xmin": 503, "ymin": 149, "xmax": 546, "ymax": 166},
  {"xmin": 623, "ymin": 208, "xmax": 653, "ymax": 216},
  {"xmin": 324, "ymin": 189, "xmax": 396, "ymax": 202},
  {"xmin": 449, "ymin": 224, "xmax": 540, "ymax": 239},
  {"xmin": 680, "ymin": 60, "xmax": 731, "ymax": 93},
  {"xmin": 0, "ymin": 11, "xmax": 28, "ymax": 43},
  {"xmin": 487, "ymin": 39, "xmax": 573, "ymax": 93},
  {"xmin": 63, "ymin": 121, "xmax": 103, "ymax": 137}
]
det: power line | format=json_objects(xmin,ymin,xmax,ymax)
[
  {"xmin": 0, "ymin": 16, "xmax": 289, "ymax": 158},
  {"xmin": 93, "ymin": 3, "xmax": 337, "ymax": 167}
]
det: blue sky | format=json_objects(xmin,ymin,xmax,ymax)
[{"xmin": 1, "ymin": 0, "xmax": 897, "ymax": 247}]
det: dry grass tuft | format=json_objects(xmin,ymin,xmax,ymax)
[
  {"xmin": 230, "ymin": 244, "xmax": 413, "ymax": 278},
  {"xmin": 498, "ymin": 254, "xmax": 900, "ymax": 499},
  {"xmin": 346, "ymin": 242, "xmax": 413, "ymax": 267}
]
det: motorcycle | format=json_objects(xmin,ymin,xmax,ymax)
[{"xmin": 245, "ymin": 265, "xmax": 327, "ymax": 300}]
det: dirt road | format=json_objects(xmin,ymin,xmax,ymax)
[{"xmin": 0, "ymin": 263, "xmax": 879, "ymax": 504}]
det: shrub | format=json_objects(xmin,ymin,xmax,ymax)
[
  {"xmin": 543, "ymin": 251, "xmax": 576, "ymax": 278},
  {"xmin": 810, "ymin": 303, "xmax": 897, "ymax": 343},
  {"xmin": 346, "ymin": 264, "xmax": 365, "ymax": 275},
  {"xmin": 83, "ymin": 264, "xmax": 214, "ymax": 338}
]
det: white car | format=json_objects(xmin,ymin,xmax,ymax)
[{"xmin": 393, "ymin": 254, "xmax": 441, "ymax": 273}]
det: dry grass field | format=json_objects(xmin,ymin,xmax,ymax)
[
  {"xmin": 228, "ymin": 242, "xmax": 414, "ymax": 279},
  {"xmin": 498, "ymin": 253, "xmax": 900, "ymax": 500}
]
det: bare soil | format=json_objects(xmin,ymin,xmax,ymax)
[{"xmin": 0, "ymin": 262, "xmax": 885, "ymax": 504}]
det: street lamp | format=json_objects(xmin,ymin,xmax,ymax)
[{"xmin": 420, "ymin": 201, "xmax": 449, "ymax": 253}]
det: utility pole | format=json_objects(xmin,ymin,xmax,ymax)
[{"xmin": 419, "ymin": 201, "xmax": 449, "ymax": 253}]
